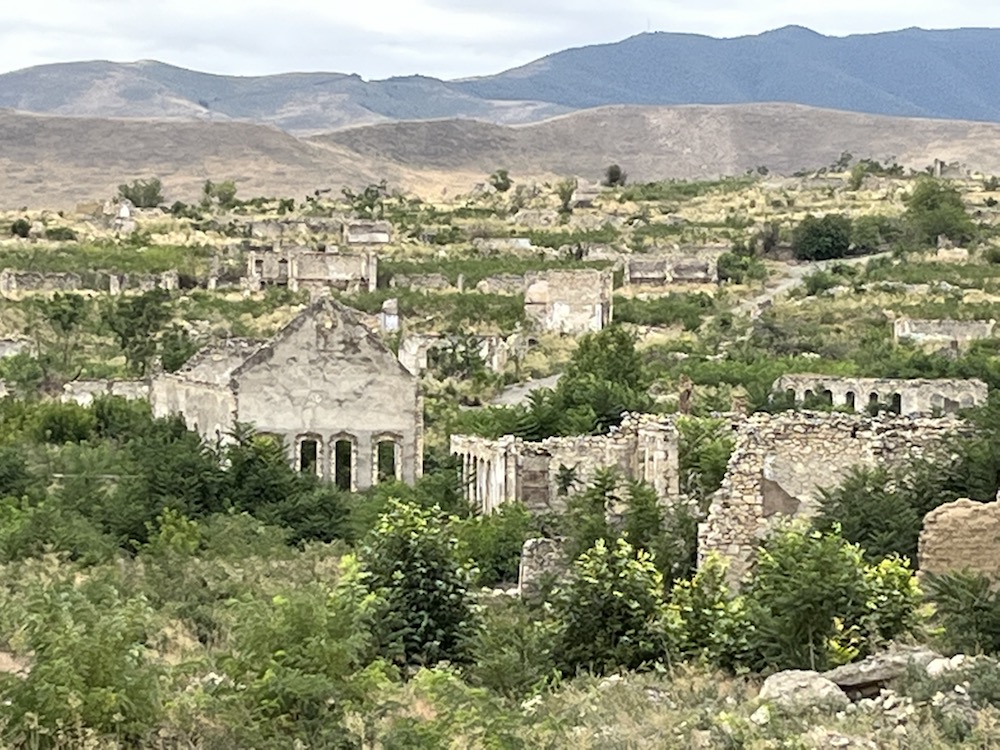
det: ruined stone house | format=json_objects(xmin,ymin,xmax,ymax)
[
  {"xmin": 523, "ymin": 268, "xmax": 614, "ymax": 334},
  {"xmin": 918, "ymin": 499, "xmax": 1000, "ymax": 584},
  {"xmin": 342, "ymin": 220, "xmax": 392, "ymax": 245},
  {"xmin": 245, "ymin": 247, "xmax": 378, "ymax": 294},
  {"xmin": 450, "ymin": 415, "xmax": 678, "ymax": 515},
  {"xmin": 398, "ymin": 333, "xmax": 518, "ymax": 376},
  {"xmin": 773, "ymin": 374, "xmax": 987, "ymax": 416},
  {"xmin": 893, "ymin": 317, "xmax": 996, "ymax": 353},
  {"xmin": 151, "ymin": 298, "xmax": 422, "ymax": 490},
  {"xmin": 699, "ymin": 411, "xmax": 964, "ymax": 583},
  {"xmin": 625, "ymin": 250, "xmax": 723, "ymax": 286}
]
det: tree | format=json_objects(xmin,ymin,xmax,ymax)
[
  {"xmin": 342, "ymin": 181, "xmax": 388, "ymax": 219},
  {"xmin": 488, "ymin": 169, "xmax": 512, "ymax": 193},
  {"xmin": 10, "ymin": 218, "xmax": 29, "ymax": 238},
  {"xmin": 202, "ymin": 179, "xmax": 238, "ymax": 210},
  {"xmin": 555, "ymin": 178, "xmax": 577, "ymax": 214},
  {"xmin": 603, "ymin": 164, "xmax": 627, "ymax": 187},
  {"xmin": 904, "ymin": 178, "xmax": 976, "ymax": 246},
  {"xmin": 552, "ymin": 537, "xmax": 671, "ymax": 674},
  {"xmin": 792, "ymin": 213, "xmax": 853, "ymax": 260},
  {"xmin": 118, "ymin": 178, "xmax": 163, "ymax": 208},
  {"xmin": 32, "ymin": 292, "xmax": 88, "ymax": 372},
  {"xmin": 101, "ymin": 289, "xmax": 172, "ymax": 375},
  {"xmin": 360, "ymin": 499, "xmax": 475, "ymax": 668}
]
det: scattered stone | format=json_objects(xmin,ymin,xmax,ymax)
[
  {"xmin": 822, "ymin": 647, "xmax": 940, "ymax": 697},
  {"xmin": 758, "ymin": 670, "xmax": 850, "ymax": 712}
]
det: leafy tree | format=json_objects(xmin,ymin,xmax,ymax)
[
  {"xmin": 792, "ymin": 213, "xmax": 853, "ymax": 260},
  {"xmin": 101, "ymin": 289, "xmax": 172, "ymax": 375},
  {"xmin": 603, "ymin": 164, "xmax": 627, "ymax": 187},
  {"xmin": 925, "ymin": 571, "xmax": 1000, "ymax": 655},
  {"xmin": 158, "ymin": 325, "xmax": 198, "ymax": 373},
  {"xmin": 453, "ymin": 503, "xmax": 536, "ymax": 586},
  {"xmin": 31, "ymin": 292, "xmax": 88, "ymax": 372},
  {"xmin": 488, "ymin": 169, "xmax": 512, "ymax": 193},
  {"xmin": 669, "ymin": 553, "xmax": 749, "ymax": 667},
  {"xmin": 552, "ymin": 537, "xmax": 671, "ymax": 674},
  {"xmin": 343, "ymin": 181, "xmax": 388, "ymax": 219},
  {"xmin": 904, "ymin": 178, "xmax": 976, "ymax": 246},
  {"xmin": 10, "ymin": 218, "xmax": 29, "ymax": 238},
  {"xmin": 118, "ymin": 177, "xmax": 163, "ymax": 208},
  {"xmin": 360, "ymin": 499, "xmax": 475, "ymax": 668},
  {"xmin": 202, "ymin": 179, "xmax": 238, "ymax": 210}
]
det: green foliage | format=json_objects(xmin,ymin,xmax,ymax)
[
  {"xmin": 43, "ymin": 226, "xmax": 76, "ymax": 241},
  {"xmin": 159, "ymin": 324, "xmax": 199, "ymax": 372},
  {"xmin": 9, "ymin": 218, "xmax": 29, "ymax": 238},
  {"xmin": 718, "ymin": 246, "xmax": 768, "ymax": 285},
  {"xmin": 613, "ymin": 292, "xmax": 714, "ymax": 330},
  {"xmin": 453, "ymin": 503, "xmax": 536, "ymax": 587},
  {"xmin": 801, "ymin": 268, "xmax": 838, "ymax": 296},
  {"xmin": 669, "ymin": 554, "xmax": 749, "ymax": 668},
  {"xmin": 553, "ymin": 537, "xmax": 671, "ymax": 675},
  {"xmin": 360, "ymin": 500, "xmax": 475, "ymax": 668},
  {"xmin": 343, "ymin": 181, "xmax": 388, "ymax": 219},
  {"xmin": 555, "ymin": 177, "xmax": 578, "ymax": 214},
  {"xmin": 202, "ymin": 178, "xmax": 238, "ymax": 210},
  {"xmin": 743, "ymin": 525, "xmax": 921, "ymax": 672},
  {"xmin": 466, "ymin": 597, "xmax": 556, "ymax": 699},
  {"xmin": 792, "ymin": 213, "xmax": 854, "ymax": 260},
  {"xmin": 604, "ymin": 164, "xmax": 627, "ymax": 187},
  {"xmin": 118, "ymin": 177, "xmax": 163, "ymax": 208},
  {"xmin": 677, "ymin": 417, "xmax": 735, "ymax": 505},
  {"xmin": 489, "ymin": 169, "xmax": 512, "ymax": 192},
  {"xmin": 851, "ymin": 214, "xmax": 902, "ymax": 251},
  {"xmin": 101, "ymin": 289, "xmax": 172, "ymax": 375},
  {"xmin": 618, "ymin": 177, "xmax": 755, "ymax": 203},
  {"xmin": 904, "ymin": 178, "xmax": 976, "ymax": 246},
  {"xmin": 925, "ymin": 571, "xmax": 1000, "ymax": 655}
]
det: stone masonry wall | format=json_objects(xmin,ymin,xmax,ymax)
[
  {"xmin": 919, "ymin": 499, "xmax": 1000, "ymax": 583},
  {"xmin": 700, "ymin": 412, "xmax": 964, "ymax": 583},
  {"xmin": 774, "ymin": 374, "xmax": 987, "ymax": 416},
  {"xmin": 893, "ymin": 318, "xmax": 997, "ymax": 352}
]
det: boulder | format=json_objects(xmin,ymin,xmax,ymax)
[
  {"xmin": 822, "ymin": 647, "xmax": 940, "ymax": 697},
  {"xmin": 758, "ymin": 670, "xmax": 849, "ymax": 712}
]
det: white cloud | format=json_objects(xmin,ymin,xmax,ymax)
[{"xmin": 0, "ymin": 0, "xmax": 999, "ymax": 79}]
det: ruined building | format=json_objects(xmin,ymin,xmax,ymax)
[
  {"xmin": 893, "ymin": 317, "xmax": 996, "ymax": 353},
  {"xmin": 625, "ymin": 250, "xmax": 723, "ymax": 286},
  {"xmin": 245, "ymin": 247, "xmax": 378, "ymax": 294},
  {"xmin": 450, "ymin": 415, "xmax": 678, "ymax": 515},
  {"xmin": 523, "ymin": 268, "xmax": 614, "ymax": 334},
  {"xmin": 151, "ymin": 298, "xmax": 422, "ymax": 490},
  {"xmin": 699, "ymin": 411, "xmax": 964, "ymax": 583},
  {"xmin": 773, "ymin": 374, "xmax": 987, "ymax": 416}
]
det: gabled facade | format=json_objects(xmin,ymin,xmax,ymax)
[{"xmin": 151, "ymin": 298, "xmax": 422, "ymax": 490}]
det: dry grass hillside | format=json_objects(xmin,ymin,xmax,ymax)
[
  {"xmin": 0, "ymin": 110, "xmax": 402, "ymax": 208},
  {"xmin": 7, "ymin": 102, "xmax": 1000, "ymax": 208},
  {"xmin": 319, "ymin": 103, "xmax": 1000, "ymax": 182}
]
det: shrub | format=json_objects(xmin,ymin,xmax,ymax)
[
  {"xmin": 904, "ymin": 178, "xmax": 976, "ymax": 246},
  {"xmin": 792, "ymin": 214, "xmax": 853, "ymax": 260},
  {"xmin": 43, "ymin": 226, "xmax": 76, "ymax": 242},
  {"xmin": 744, "ymin": 525, "xmax": 921, "ymax": 672},
  {"xmin": 360, "ymin": 500, "xmax": 475, "ymax": 668},
  {"xmin": 489, "ymin": 169, "xmax": 512, "ymax": 192},
  {"xmin": 118, "ymin": 177, "xmax": 163, "ymax": 208},
  {"xmin": 669, "ymin": 553, "xmax": 749, "ymax": 668},
  {"xmin": 604, "ymin": 164, "xmax": 627, "ymax": 187},
  {"xmin": 466, "ymin": 597, "xmax": 556, "ymax": 699},
  {"xmin": 10, "ymin": 218, "xmax": 30, "ymax": 238},
  {"xmin": 924, "ymin": 571, "xmax": 1000, "ymax": 655},
  {"xmin": 552, "ymin": 537, "xmax": 671, "ymax": 674},
  {"xmin": 453, "ymin": 503, "xmax": 536, "ymax": 587},
  {"xmin": 802, "ymin": 269, "xmax": 838, "ymax": 296}
]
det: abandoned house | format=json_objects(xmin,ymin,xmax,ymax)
[
  {"xmin": 245, "ymin": 247, "xmax": 378, "ymax": 294},
  {"xmin": 523, "ymin": 268, "xmax": 614, "ymax": 334},
  {"xmin": 773, "ymin": 374, "xmax": 988, "ymax": 416},
  {"xmin": 342, "ymin": 220, "xmax": 392, "ymax": 245},
  {"xmin": 151, "ymin": 297, "xmax": 422, "ymax": 490},
  {"xmin": 624, "ymin": 251, "xmax": 723, "ymax": 286}
]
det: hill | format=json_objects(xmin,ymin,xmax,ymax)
[
  {"xmin": 316, "ymin": 103, "xmax": 1000, "ymax": 183},
  {"xmin": 2, "ymin": 27, "xmax": 1000, "ymax": 130}
]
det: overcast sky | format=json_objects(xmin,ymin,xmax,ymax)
[{"xmin": 2, "ymin": 0, "xmax": 999, "ymax": 80}]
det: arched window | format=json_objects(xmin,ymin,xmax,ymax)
[
  {"xmin": 845, "ymin": 391, "xmax": 856, "ymax": 410},
  {"xmin": 821, "ymin": 389, "xmax": 834, "ymax": 406},
  {"xmin": 373, "ymin": 433, "xmax": 403, "ymax": 484},
  {"xmin": 332, "ymin": 435, "xmax": 356, "ymax": 491},
  {"xmin": 891, "ymin": 393, "xmax": 903, "ymax": 415},
  {"xmin": 299, "ymin": 437, "xmax": 320, "ymax": 475}
]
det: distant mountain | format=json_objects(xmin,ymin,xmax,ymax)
[
  {"xmin": 455, "ymin": 26, "xmax": 1000, "ymax": 122},
  {"xmin": 1, "ymin": 27, "xmax": 1000, "ymax": 131}
]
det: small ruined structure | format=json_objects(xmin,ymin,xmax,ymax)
[
  {"xmin": 773, "ymin": 374, "xmax": 987, "ymax": 416},
  {"xmin": 570, "ymin": 183, "xmax": 602, "ymax": 210},
  {"xmin": 379, "ymin": 298, "xmax": 400, "ymax": 332},
  {"xmin": 451, "ymin": 414, "xmax": 678, "ymax": 515},
  {"xmin": 398, "ymin": 333, "xmax": 517, "ymax": 376},
  {"xmin": 390, "ymin": 273, "xmax": 453, "ymax": 292},
  {"xmin": 919, "ymin": 499, "xmax": 1000, "ymax": 583},
  {"xmin": 61, "ymin": 380, "xmax": 150, "ymax": 406},
  {"xmin": 518, "ymin": 538, "xmax": 568, "ymax": 596},
  {"xmin": 151, "ymin": 298, "xmax": 422, "ymax": 490},
  {"xmin": 893, "ymin": 318, "xmax": 996, "ymax": 353},
  {"xmin": 342, "ymin": 220, "xmax": 392, "ymax": 245},
  {"xmin": 523, "ymin": 268, "xmax": 613, "ymax": 334},
  {"xmin": 699, "ymin": 411, "xmax": 964, "ymax": 583},
  {"xmin": 625, "ymin": 251, "xmax": 723, "ymax": 286},
  {"xmin": 0, "ymin": 270, "xmax": 81, "ymax": 295},
  {"xmin": 245, "ymin": 247, "xmax": 377, "ymax": 294}
]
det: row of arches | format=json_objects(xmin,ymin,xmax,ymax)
[{"xmin": 293, "ymin": 433, "xmax": 402, "ymax": 490}]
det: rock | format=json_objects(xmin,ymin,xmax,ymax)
[
  {"xmin": 750, "ymin": 705, "xmax": 771, "ymax": 725},
  {"xmin": 821, "ymin": 647, "xmax": 940, "ymax": 696},
  {"xmin": 926, "ymin": 654, "xmax": 969, "ymax": 678},
  {"xmin": 758, "ymin": 670, "xmax": 850, "ymax": 712}
]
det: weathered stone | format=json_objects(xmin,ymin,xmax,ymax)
[
  {"xmin": 246, "ymin": 247, "xmax": 377, "ymax": 294},
  {"xmin": 518, "ymin": 538, "xmax": 568, "ymax": 597},
  {"xmin": 822, "ymin": 647, "xmax": 940, "ymax": 697},
  {"xmin": 893, "ymin": 317, "xmax": 996, "ymax": 354},
  {"xmin": 758, "ymin": 670, "xmax": 849, "ymax": 712},
  {"xmin": 919, "ymin": 499, "xmax": 1000, "ymax": 583},
  {"xmin": 523, "ymin": 269, "xmax": 613, "ymax": 334},
  {"xmin": 774, "ymin": 373, "xmax": 987, "ymax": 416}
]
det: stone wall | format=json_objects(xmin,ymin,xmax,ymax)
[
  {"xmin": 625, "ymin": 250, "xmax": 724, "ymax": 286},
  {"xmin": 246, "ymin": 249, "xmax": 377, "ymax": 293},
  {"xmin": 518, "ymin": 538, "xmax": 568, "ymax": 597},
  {"xmin": 700, "ymin": 412, "xmax": 965, "ymax": 583},
  {"xmin": 398, "ymin": 333, "xmax": 518, "ymax": 376},
  {"xmin": 61, "ymin": 379, "xmax": 150, "ymax": 406},
  {"xmin": 523, "ymin": 268, "xmax": 613, "ymax": 334},
  {"xmin": 919, "ymin": 499, "xmax": 1000, "ymax": 583},
  {"xmin": 0, "ymin": 270, "xmax": 81, "ymax": 294},
  {"xmin": 389, "ymin": 273, "xmax": 453, "ymax": 292},
  {"xmin": 893, "ymin": 318, "xmax": 996, "ymax": 352},
  {"xmin": 451, "ymin": 414, "xmax": 679, "ymax": 515},
  {"xmin": 476, "ymin": 274, "xmax": 527, "ymax": 295},
  {"xmin": 342, "ymin": 220, "xmax": 391, "ymax": 245},
  {"xmin": 773, "ymin": 374, "xmax": 988, "ymax": 416}
]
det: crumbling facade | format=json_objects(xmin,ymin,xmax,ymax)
[
  {"xmin": 893, "ymin": 318, "xmax": 996, "ymax": 352},
  {"xmin": 342, "ymin": 220, "xmax": 392, "ymax": 245},
  {"xmin": 245, "ymin": 248, "xmax": 377, "ymax": 294},
  {"xmin": 625, "ymin": 251, "xmax": 723, "ymax": 286},
  {"xmin": 523, "ymin": 268, "xmax": 613, "ymax": 334},
  {"xmin": 151, "ymin": 298, "xmax": 422, "ymax": 490},
  {"xmin": 699, "ymin": 412, "xmax": 964, "ymax": 583},
  {"xmin": 774, "ymin": 374, "xmax": 987, "ymax": 416},
  {"xmin": 919, "ymin": 499, "xmax": 1000, "ymax": 583},
  {"xmin": 397, "ymin": 333, "xmax": 518, "ymax": 376},
  {"xmin": 450, "ymin": 415, "xmax": 678, "ymax": 515}
]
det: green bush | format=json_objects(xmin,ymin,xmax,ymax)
[
  {"xmin": 118, "ymin": 177, "xmax": 163, "ymax": 208},
  {"xmin": 9, "ymin": 218, "xmax": 29, "ymax": 238},
  {"xmin": 904, "ymin": 178, "xmax": 976, "ymax": 246},
  {"xmin": 453, "ymin": 503, "xmax": 536, "ymax": 587},
  {"xmin": 669, "ymin": 553, "xmax": 749, "ymax": 668},
  {"xmin": 466, "ymin": 597, "xmax": 556, "ymax": 699},
  {"xmin": 613, "ymin": 293, "xmax": 714, "ymax": 330},
  {"xmin": 924, "ymin": 571, "xmax": 1000, "ymax": 655},
  {"xmin": 361, "ymin": 500, "xmax": 475, "ymax": 668},
  {"xmin": 792, "ymin": 214, "xmax": 853, "ymax": 261},
  {"xmin": 552, "ymin": 537, "xmax": 671, "ymax": 674}
]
